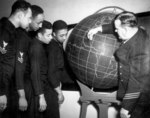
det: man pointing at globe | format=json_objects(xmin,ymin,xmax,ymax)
[{"xmin": 88, "ymin": 11, "xmax": 150, "ymax": 118}]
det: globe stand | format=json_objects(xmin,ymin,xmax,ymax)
[{"xmin": 77, "ymin": 80, "xmax": 120, "ymax": 118}]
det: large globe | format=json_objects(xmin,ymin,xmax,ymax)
[{"xmin": 66, "ymin": 11, "xmax": 121, "ymax": 89}]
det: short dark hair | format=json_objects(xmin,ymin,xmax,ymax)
[
  {"xmin": 11, "ymin": 0, "xmax": 31, "ymax": 15},
  {"xmin": 115, "ymin": 11, "xmax": 138, "ymax": 27},
  {"xmin": 31, "ymin": 5, "xmax": 44, "ymax": 18},
  {"xmin": 38, "ymin": 20, "xmax": 52, "ymax": 34},
  {"xmin": 52, "ymin": 20, "xmax": 68, "ymax": 32}
]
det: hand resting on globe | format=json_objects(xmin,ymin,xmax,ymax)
[{"xmin": 87, "ymin": 26, "xmax": 103, "ymax": 40}]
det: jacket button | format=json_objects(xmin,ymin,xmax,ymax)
[{"xmin": 120, "ymin": 73, "xmax": 122, "ymax": 75}]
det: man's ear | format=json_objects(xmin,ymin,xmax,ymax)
[
  {"xmin": 37, "ymin": 32, "xmax": 42, "ymax": 39},
  {"xmin": 17, "ymin": 11, "xmax": 24, "ymax": 20}
]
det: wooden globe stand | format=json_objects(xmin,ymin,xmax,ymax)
[{"xmin": 77, "ymin": 80, "xmax": 120, "ymax": 118}]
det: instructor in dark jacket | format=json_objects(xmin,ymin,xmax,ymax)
[{"xmin": 88, "ymin": 11, "xmax": 150, "ymax": 118}]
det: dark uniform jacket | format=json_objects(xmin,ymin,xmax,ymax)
[
  {"xmin": 15, "ymin": 28, "xmax": 31, "ymax": 90},
  {"xmin": 0, "ymin": 17, "xmax": 17, "ymax": 95},
  {"xmin": 115, "ymin": 28, "xmax": 150, "ymax": 112},
  {"xmin": 102, "ymin": 24, "xmax": 150, "ymax": 112},
  {"xmin": 30, "ymin": 38, "xmax": 60, "ymax": 118},
  {"xmin": 46, "ymin": 39, "xmax": 64, "ymax": 88},
  {"xmin": 30, "ymin": 38, "xmax": 49, "ymax": 95},
  {"xmin": 16, "ymin": 29, "xmax": 48, "ymax": 97}
]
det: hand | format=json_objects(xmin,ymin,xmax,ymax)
[
  {"xmin": 58, "ymin": 92, "xmax": 64, "ymax": 104},
  {"xmin": 39, "ymin": 94, "xmax": 47, "ymax": 112},
  {"xmin": 120, "ymin": 108, "xmax": 131, "ymax": 118},
  {"xmin": 54, "ymin": 84, "xmax": 64, "ymax": 104},
  {"xmin": 0, "ymin": 47, "xmax": 7, "ymax": 54},
  {"xmin": 19, "ymin": 96, "xmax": 28, "ymax": 111},
  {"xmin": 0, "ymin": 95, "xmax": 7, "ymax": 111},
  {"xmin": 87, "ymin": 26, "xmax": 102, "ymax": 40}
]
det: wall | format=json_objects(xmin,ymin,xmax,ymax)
[
  {"xmin": 0, "ymin": 0, "xmax": 150, "ymax": 23},
  {"xmin": 0, "ymin": 0, "xmax": 16, "ymax": 18},
  {"xmin": 27, "ymin": 0, "xmax": 150, "ymax": 24}
]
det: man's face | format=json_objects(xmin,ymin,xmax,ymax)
[
  {"xmin": 20, "ymin": 8, "xmax": 32, "ymax": 29},
  {"xmin": 30, "ymin": 14, "xmax": 44, "ymax": 31},
  {"xmin": 40, "ymin": 29, "xmax": 53, "ymax": 44},
  {"xmin": 53, "ymin": 29, "xmax": 68, "ymax": 43},
  {"xmin": 114, "ymin": 19, "xmax": 127, "ymax": 40}
]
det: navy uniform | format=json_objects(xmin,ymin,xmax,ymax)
[
  {"xmin": 116, "ymin": 28, "xmax": 150, "ymax": 117},
  {"xmin": 15, "ymin": 28, "xmax": 35, "ymax": 118},
  {"xmin": 15, "ymin": 28, "xmax": 31, "ymax": 91},
  {"xmin": 0, "ymin": 17, "xmax": 17, "ymax": 117},
  {"xmin": 46, "ymin": 38, "xmax": 65, "ymax": 89},
  {"xmin": 102, "ymin": 24, "xmax": 150, "ymax": 117},
  {"xmin": 30, "ymin": 38, "xmax": 59, "ymax": 118}
]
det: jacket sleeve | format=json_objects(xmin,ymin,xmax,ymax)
[
  {"xmin": 0, "ymin": 71, "xmax": 6, "ymax": 96},
  {"xmin": 47, "ymin": 43, "xmax": 63, "ymax": 88},
  {"xmin": 102, "ymin": 23, "xmax": 114, "ymax": 34},
  {"xmin": 30, "ymin": 46, "xmax": 43, "ymax": 96},
  {"xmin": 15, "ymin": 50, "xmax": 27, "ymax": 90},
  {"xmin": 0, "ymin": 30, "xmax": 11, "ymax": 95},
  {"xmin": 15, "ymin": 34, "xmax": 27, "ymax": 90},
  {"xmin": 121, "ymin": 76, "xmax": 140, "ymax": 112}
]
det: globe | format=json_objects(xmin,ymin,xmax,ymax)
[{"xmin": 66, "ymin": 10, "xmax": 121, "ymax": 89}]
